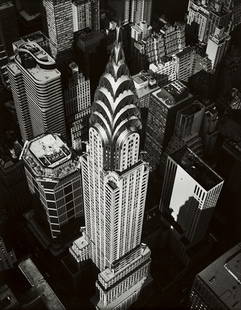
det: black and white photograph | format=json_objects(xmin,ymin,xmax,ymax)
[{"xmin": 0, "ymin": 0, "xmax": 241, "ymax": 309}]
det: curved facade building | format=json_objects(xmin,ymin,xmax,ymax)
[
  {"xmin": 8, "ymin": 41, "xmax": 66, "ymax": 142},
  {"xmin": 70, "ymin": 31, "xmax": 151, "ymax": 310}
]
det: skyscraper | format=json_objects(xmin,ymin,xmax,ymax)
[
  {"xmin": 20, "ymin": 133, "xmax": 83, "ymax": 239},
  {"xmin": 190, "ymin": 243, "xmax": 241, "ymax": 310},
  {"xmin": 130, "ymin": 0, "xmax": 152, "ymax": 25},
  {"xmin": 64, "ymin": 62, "xmax": 91, "ymax": 149},
  {"xmin": 72, "ymin": 0, "xmax": 92, "ymax": 32},
  {"xmin": 70, "ymin": 30, "xmax": 151, "ymax": 309},
  {"xmin": 8, "ymin": 41, "xmax": 66, "ymax": 142},
  {"xmin": 145, "ymin": 81, "xmax": 193, "ymax": 169},
  {"xmin": 90, "ymin": 0, "xmax": 100, "ymax": 31},
  {"xmin": 43, "ymin": 0, "xmax": 74, "ymax": 59},
  {"xmin": 165, "ymin": 100, "xmax": 205, "ymax": 157},
  {"xmin": 160, "ymin": 147, "xmax": 223, "ymax": 245}
]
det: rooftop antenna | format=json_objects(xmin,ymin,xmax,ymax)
[{"xmin": 116, "ymin": 19, "xmax": 122, "ymax": 43}]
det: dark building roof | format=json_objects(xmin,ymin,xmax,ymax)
[
  {"xmin": 171, "ymin": 147, "xmax": 223, "ymax": 190},
  {"xmin": 197, "ymin": 243, "xmax": 241, "ymax": 309}
]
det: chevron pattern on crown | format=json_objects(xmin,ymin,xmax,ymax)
[{"xmin": 90, "ymin": 40, "xmax": 142, "ymax": 147}]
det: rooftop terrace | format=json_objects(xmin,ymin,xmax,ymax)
[
  {"xmin": 21, "ymin": 134, "xmax": 80, "ymax": 180},
  {"xmin": 172, "ymin": 147, "xmax": 223, "ymax": 190}
]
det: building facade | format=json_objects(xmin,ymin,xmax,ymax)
[
  {"xmin": 8, "ymin": 41, "xmax": 66, "ymax": 142},
  {"xmin": 70, "ymin": 32, "xmax": 151, "ymax": 309},
  {"xmin": 21, "ymin": 134, "xmax": 83, "ymax": 239},
  {"xmin": 206, "ymin": 26, "xmax": 230, "ymax": 71},
  {"xmin": 64, "ymin": 62, "xmax": 91, "ymax": 149},
  {"xmin": 43, "ymin": 0, "xmax": 74, "ymax": 58},
  {"xmin": 130, "ymin": 0, "xmax": 152, "ymax": 25},
  {"xmin": 145, "ymin": 22, "xmax": 185, "ymax": 65},
  {"xmin": 160, "ymin": 147, "xmax": 223, "ymax": 245},
  {"xmin": 145, "ymin": 81, "xmax": 193, "ymax": 169},
  {"xmin": 187, "ymin": 0, "xmax": 232, "ymax": 44},
  {"xmin": 72, "ymin": 0, "xmax": 92, "ymax": 32}
]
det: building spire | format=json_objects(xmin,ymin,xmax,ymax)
[{"xmin": 90, "ymin": 28, "xmax": 142, "ymax": 170}]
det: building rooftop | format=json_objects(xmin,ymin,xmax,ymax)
[
  {"xmin": 19, "ymin": 258, "xmax": 66, "ymax": 310},
  {"xmin": 21, "ymin": 134, "xmax": 80, "ymax": 180},
  {"xmin": 99, "ymin": 244, "xmax": 151, "ymax": 283},
  {"xmin": 180, "ymin": 100, "xmax": 204, "ymax": 116},
  {"xmin": 152, "ymin": 80, "xmax": 192, "ymax": 108},
  {"xmin": 7, "ymin": 61, "xmax": 21, "ymax": 76},
  {"xmin": 14, "ymin": 41, "xmax": 60, "ymax": 82},
  {"xmin": 172, "ymin": 147, "xmax": 223, "ymax": 190},
  {"xmin": 29, "ymin": 134, "xmax": 71, "ymax": 168},
  {"xmin": 0, "ymin": 1, "xmax": 14, "ymax": 10},
  {"xmin": 198, "ymin": 243, "xmax": 241, "ymax": 309},
  {"xmin": 223, "ymin": 139, "xmax": 241, "ymax": 163},
  {"xmin": 132, "ymin": 72, "xmax": 158, "ymax": 99}
]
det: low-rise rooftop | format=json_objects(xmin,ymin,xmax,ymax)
[
  {"xmin": 19, "ymin": 258, "xmax": 66, "ymax": 310},
  {"xmin": 198, "ymin": 243, "xmax": 241, "ymax": 309},
  {"xmin": 223, "ymin": 139, "xmax": 241, "ymax": 162},
  {"xmin": 152, "ymin": 80, "xmax": 192, "ymax": 108},
  {"xmin": 171, "ymin": 147, "xmax": 223, "ymax": 190},
  {"xmin": 132, "ymin": 72, "xmax": 158, "ymax": 99}
]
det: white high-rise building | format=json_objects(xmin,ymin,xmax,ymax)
[
  {"xmin": 70, "ymin": 30, "xmax": 151, "ymax": 310},
  {"xmin": 160, "ymin": 147, "xmax": 224, "ymax": 245},
  {"xmin": 8, "ymin": 41, "xmax": 66, "ymax": 142}
]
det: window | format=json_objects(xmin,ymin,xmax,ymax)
[
  {"xmin": 48, "ymin": 209, "xmax": 57, "ymax": 216},
  {"xmin": 67, "ymin": 209, "xmax": 75, "ymax": 218},
  {"xmin": 46, "ymin": 193, "xmax": 55, "ymax": 200},
  {"xmin": 64, "ymin": 184, "xmax": 72, "ymax": 195},
  {"xmin": 47, "ymin": 201, "xmax": 56, "ymax": 209},
  {"xmin": 65, "ymin": 193, "xmax": 73, "ymax": 203},
  {"xmin": 50, "ymin": 217, "xmax": 59, "ymax": 224},
  {"xmin": 51, "ymin": 223, "xmax": 60, "ymax": 230},
  {"xmin": 66, "ymin": 201, "xmax": 74, "ymax": 211}
]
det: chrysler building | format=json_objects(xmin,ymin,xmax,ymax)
[{"xmin": 70, "ymin": 28, "xmax": 151, "ymax": 310}]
